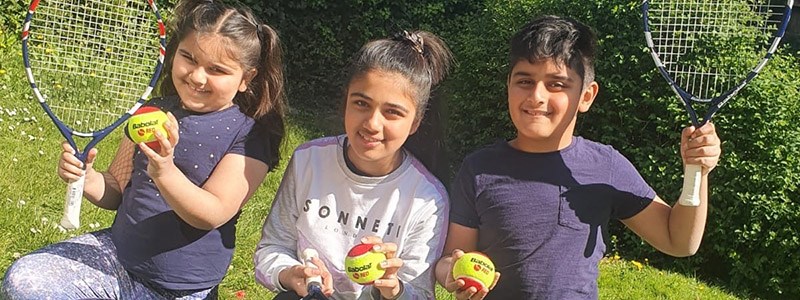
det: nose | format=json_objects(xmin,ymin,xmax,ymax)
[
  {"xmin": 363, "ymin": 110, "xmax": 382, "ymax": 132},
  {"xmin": 188, "ymin": 68, "xmax": 207, "ymax": 86},
  {"xmin": 528, "ymin": 82, "xmax": 547, "ymax": 104}
]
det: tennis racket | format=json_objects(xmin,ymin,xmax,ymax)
[
  {"xmin": 301, "ymin": 248, "xmax": 330, "ymax": 300},
  {"xmin": 642, "ymin": 0, "xmax": 793, "ymax": 206},
  {"xmin": 22, "ymin": 0, "xmax": 166, "ymax": 228}
]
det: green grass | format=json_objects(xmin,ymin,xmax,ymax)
[{"xmin": 0, "ymin": 31, "xmax": 742, "ymax": 299}]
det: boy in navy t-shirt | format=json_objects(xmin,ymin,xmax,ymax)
[{"xmin": 435, "ymin": 15, "xmax": 721, "ymax": 300}]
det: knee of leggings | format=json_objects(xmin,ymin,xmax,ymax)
[{"xmin": 1, "ymin": 255, "xmax": 48, "ymax": 297}]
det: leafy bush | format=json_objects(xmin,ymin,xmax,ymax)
[
  {"xmin": 0, "ymin": 0, "xmax": 28, "ymax": 35},
  {"xmin": 256, "ymin": 0, "xmax": 482, "ymax": 113}
]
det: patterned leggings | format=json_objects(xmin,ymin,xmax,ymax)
[{"xmin": 1, "ymin": 229, "xmax": 217, "ymax": 300}]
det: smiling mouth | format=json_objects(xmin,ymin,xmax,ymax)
[
  {"xmin": 187, "ymin": 82, "xmax": 207, "ymax": 93},
  {"xmin": 359, "ymin": 132, "xmax": 381, "ymax": 143},
  {"xmin": 523, "ymin": 109, "xmax": 551, "ymax": 116}
]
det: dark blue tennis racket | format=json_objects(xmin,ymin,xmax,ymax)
[
  {"xmin": 642, "ymin": 0, "xmax": 793, "ymax": 206},
  {"xmin": 22, "ymin": 0, "xmax": 166, "ymax": 229},
  {"xmin": 301, "ymin": 249, "xmax": 329, "ymax": 300}
]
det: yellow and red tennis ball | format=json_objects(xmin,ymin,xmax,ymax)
[
  {"xmin": 452, "ymin": 252, "xmax": 495, "ymax": 291},
  {"xmin": 344, "ymin": 243, "xmax": 386, "ymax": 285},
  {"xmin": 124, "ymin": 106, "xmax": 168, "ymax": 151}
]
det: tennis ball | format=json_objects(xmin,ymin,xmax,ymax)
[
  {"xmin": 344, "ymin": 243, "xmax": 386, "ymax": 285},
  {"xmin": 452, "ymin": 252, "xmax": 495, "ymax": 291},
  {"xmin": 124, "ymin": 106, "xmax": 168, "ymax": 151}
]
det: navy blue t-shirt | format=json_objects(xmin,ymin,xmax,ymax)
[
  {"xmin": 112, "ymin": 98, "xmax": 271, "ymax": 290},
  {"xmin": 450, "ymin": 137, "xmax": 655, "ymax": 299}
]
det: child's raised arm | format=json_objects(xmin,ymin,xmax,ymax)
[{"xmin": 622, "ymin": 123, "xmax": 721, "ymax": 256}]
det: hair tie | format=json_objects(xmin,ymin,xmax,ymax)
[
  {"xmin": 254, "ymin": 23, "xmax": 266, "ymax": 42},
  {"xmin": 394, "ymin": 30, "xmax": 424, "ymax": 55}
]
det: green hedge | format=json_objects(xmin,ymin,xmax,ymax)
[{"xmin": 250, "ymin": 0, "xmax": 482, "ymax": 113}]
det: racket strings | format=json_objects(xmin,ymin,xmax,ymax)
[
  {"xmin": 28, "ymin": 0, "xmax": 160, "ymax": 132},
  {"xmin": 648, "ymin": 0, "xmax": 784, "ymax": 101}
]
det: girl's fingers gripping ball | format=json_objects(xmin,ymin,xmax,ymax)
[
  {"xmin": 345, "ymin": 243, "xmax": 387, "ymax": 285},
  {"xmin": 452, "ymin": 252, "xmax": 495, "ymax": 291},
  {"xmin": 124, "ymin": 106, "xmax": 169, "ymax": 151}
]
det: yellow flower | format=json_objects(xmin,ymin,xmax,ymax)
[
  {"xmin": 631, "ymin": 260, "xmax": 643, "ymax": 270},
  {"xmin": 0, "ymin": 69, "xmax": 6, "ymax": 75}
]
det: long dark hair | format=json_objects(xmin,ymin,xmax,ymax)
[
  {"xmin": 159, "ymin": 0, "xmax": 286, "ymax": 169},
  {"xmin": 345, "ymin": 30, "xmax": 454, "ymax": 180}
]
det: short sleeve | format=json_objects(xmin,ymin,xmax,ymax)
[
  {"xmin": 609, "ymin": 150, "xmax": 656, "ymax": 220},
  {"xmin": 231, "ymin": 122, "xmax": 273, "ymax": 170},
  {"xmin": 449, "ymin": 160, "xmax": 481, "ymax": 228}
]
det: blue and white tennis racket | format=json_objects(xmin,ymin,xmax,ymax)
[
  {"xmin": 22, "ymin": 0, "xmax": 166, "ymax": 228},
  {"xmin": 643, "ymin": 0, "xmax": 793, "ymax": 206}
]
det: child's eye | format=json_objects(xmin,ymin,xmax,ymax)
[
  {"xmin": 353, "ymin": 100, "xmax": 368, "ymax": 108},
  {"xmin": 386, "ymin": 109, "xmax": 404, "ymax": 117},
  {"xmin": 180, "ymin": 53, "xmax": 196, "ymax": 64},
  {"xmin": 517, "ymin": 79, "xmax": 534, "ymax": 86}
]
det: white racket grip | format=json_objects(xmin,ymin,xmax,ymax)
[
  {"xmin": 60, "ymin": 174, "xmax": 84, "ymax": 229},
  {"xmin": 678, "ymin": 164, "xmax": 702, "ymax": 207},
  {"xmin": 302, "ymin": 248, "xmax": 322, "ymax": 286}
]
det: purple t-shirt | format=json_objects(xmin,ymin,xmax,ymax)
[
  {"xmin": 450, "ymin": 137, "xmax": 655, "ymax": 299},
  {"xmin": 112, "ymin": 98, "xmax": 271, "ymax": 290}
]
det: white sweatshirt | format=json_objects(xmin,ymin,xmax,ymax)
[{"xmin": 254, "ymin": 136, "xmax": 449, "ymax": 300}]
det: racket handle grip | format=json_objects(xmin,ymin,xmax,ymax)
[
  {"xmin": 302, "ymin": 248, "xmax": 322, "ymax": 285},
  {"xmin": 60, "ymin": 175, "xmax": 85, "ymax": 229},
  {"xmin": 678, "ymin": 164, "xmax": 702, "ymax": 206}
]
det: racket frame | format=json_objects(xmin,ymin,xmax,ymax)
[
  {"xmin": 642, "ymin": 0, "xmax": 793, "ymax": 206},
  {"xmin": 21, "ymin": 0, "xmax": 167, "ymax": 228}
]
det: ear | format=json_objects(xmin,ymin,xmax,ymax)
[
  {"xmin": 409, "ymin": 118, "xmax": 421, "ymax": 135},
  {"xmin": 238, "ymin": 68, "xmax": 258, "ymax": 92},
  {"xmin": 578, "ymin": 81, "xmax": 599, "ymax": 113}
]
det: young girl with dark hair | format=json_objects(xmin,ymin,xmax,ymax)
[
  {"xmin": 2, "ymin": 1, "xmax": 286, "ymax": 298},
  {"xmin": 255, "ymin": 30, "xmax": 453, "ymax": 300}
]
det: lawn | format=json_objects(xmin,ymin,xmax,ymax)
[{"xmin": 0, "ymin": 31, "xmax": 741, "ymax": 299}]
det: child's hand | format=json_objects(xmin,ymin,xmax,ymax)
[
  {"xmin": 56, "ymin": 141, "xmax": 97, "ymax": 182},
  {"xmin": 278, "ymin": 258, "xmax": 334, "ymax": 297},
  {"xmin": 140, "ymin": 112, "xmax": 180, "ymax": 178},
  {"xmin": 360, "ymin": 236, "xmax": 404, "ymax": 299},
  {"xmin": 681, "ymin": 122, "xmax": 721, "ymax": 175},
  {"xmin": 443, "ymin": 249, "xmax": 500, "ymax": 300}
]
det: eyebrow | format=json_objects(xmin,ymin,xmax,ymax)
[
  {"xmin": 350, "ymin": 92, "xmax": 411, "ymax": 114},
  {"xmin": 181, "ymin": 50, "xmax": 239, "ymax": 74},
  {"xmin": 177, "ymin": 49, "xmax": 193, "ymax": 58},
  {"xmin": 511, "ymin": 71, "xmax": 573, "ymax": 82}
]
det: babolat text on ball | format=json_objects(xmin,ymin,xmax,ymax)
[
  {"xmin": 124, "ymin": 106, "xmax": 168, "ymax": 150},
  {"xmin": 452, "ymin": 252, "xmax": 495, "ymax": 291},
  {"xmin": 344, "ymin": 243, "xmax": 386, "ymax": 285}
]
